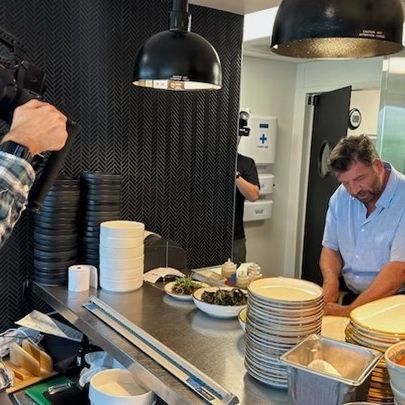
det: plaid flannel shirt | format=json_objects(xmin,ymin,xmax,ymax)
[{"xmin": 0, "ymin": 151, "xmax": 35, "ymax": 247}]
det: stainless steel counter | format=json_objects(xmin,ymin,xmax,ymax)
[{"xmin": 32, "ymin": 282, "xmax": 289, "ymax": 405}]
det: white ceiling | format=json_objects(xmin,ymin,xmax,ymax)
[{"xmin": 189, "ymin": 0, "xmax": 280, "ymax": 15}]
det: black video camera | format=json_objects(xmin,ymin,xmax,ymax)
[
  {"xmin": 239, "ymin": 110, "xmax": 250, "ymax": 137},
  {"xmin": 0, "ymin": 27, "xmax": 79, "ymax": 212}
]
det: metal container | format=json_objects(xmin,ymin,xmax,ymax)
[{"xmin": 280, "ymin": 334, "xmax": 382, "ymax": 405}]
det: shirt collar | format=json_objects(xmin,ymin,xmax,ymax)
[{"xmin": 376, "ymin": 162, "xmax": 397, "ymax": 209}]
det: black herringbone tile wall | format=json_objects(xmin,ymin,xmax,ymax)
[{"xmin": 0, "ymin": 0, "xmax": 243, "ymax": 330}]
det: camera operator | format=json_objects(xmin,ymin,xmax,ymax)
[{"xmin": 0, "ymin": 99, "xmax": 67, "ymax": 246}]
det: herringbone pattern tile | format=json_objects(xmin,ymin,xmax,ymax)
[{"xmin": 0, "ymin": 0, "xmax": 243, "ymax": 328}]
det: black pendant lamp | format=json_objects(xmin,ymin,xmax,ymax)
[
  {"xmin": 271, "ymin": 0, "xmax": 404, "ymax": 59},
  {"xmin": 133, "ymin": 0, "xmax": 222, "ymax": 91}
]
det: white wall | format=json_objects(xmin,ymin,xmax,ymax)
[
  {"xmin": 239, "ymin": 56, "xmax": 297, "ymax": 276},
  {"xmin": 240, "ymin": 55, "xmax": 383, "ymax": 278},
  {"xmin": 349, "ymin": 89, "xmax": 381, "ymax": 137}
]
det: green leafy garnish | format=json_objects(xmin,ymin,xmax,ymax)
[
  {"xmin": 201, "ymin": 288, "xmax": 247, "ymax": 306},
  {"xmin": 172, "ymin": 276, "xmax": 202, "ymax": 295}
]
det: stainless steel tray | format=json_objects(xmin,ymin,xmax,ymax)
[{"xmin": 280, "ymin": 334, "xmax": 382, "ymax": 405}]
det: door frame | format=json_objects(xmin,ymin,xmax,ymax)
[{"xmin": 284, "ymin": 82, "xmax": 382, "ymax": 280}]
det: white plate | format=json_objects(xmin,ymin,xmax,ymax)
[
  {"xmin": 164, "ymin": 281, "xmax": 208, "ymax": 301},
  {"xmin": 248, "ymin": 277, "xmax": 323, "ymax": 303},
  {"xmin": 192, "ymin": 287, "xmax": 247, "ymax": 318},
  {"xmin": 350, "ymin": 295, "xmax": 405, "ymax": 334},
  {"xmin": 321, "ymin": 316, "xmax": 350, "ymax": 341},
  {"xmin": 239, "ymin": 308, "xmax": 247, "ymax": 331}
]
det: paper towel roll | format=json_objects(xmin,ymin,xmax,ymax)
[{"xmin": 69, "ymin": 265, "xmax": 98, "ymax": 292}]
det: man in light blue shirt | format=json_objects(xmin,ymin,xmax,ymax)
[{"xmin": 321, "ymin": 135, "xmax": 405, "ymax": 316}]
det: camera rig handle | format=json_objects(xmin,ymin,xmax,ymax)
[
  {"xmin": 27, "ymin": 120, "xmax": 79, "ymax": 211},
  {"xmin": 0, "ymin": 27, "xmax": 80, "ymax": 212}
]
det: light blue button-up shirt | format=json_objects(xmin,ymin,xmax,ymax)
[{"xmin": 322, "ymin": 163, "xmax": 405, "ymax": 293}]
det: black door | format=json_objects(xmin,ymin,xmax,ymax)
[{"xmin": 301, "ymin": 86, "xmax": 351, "ymax": 285}]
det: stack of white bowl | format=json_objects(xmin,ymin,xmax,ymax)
[{"xmin": 99, "ymin": 221, "xmax": 144, "ymax": 292}]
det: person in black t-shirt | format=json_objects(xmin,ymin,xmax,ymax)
[{"xmin": 233, "ymin": 112, "xmax": 260, "ymax": 266}]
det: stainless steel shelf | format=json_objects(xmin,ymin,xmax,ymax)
[{"xmin": 31, "ymin": 282, "xmax": 288, "ymax": 405}]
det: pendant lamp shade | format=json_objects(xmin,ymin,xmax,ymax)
[
  {"xmin": 133, "ymin": 0, "xmax": 222, "ymax": 91},
  {"xmin": 271, "ymin": 0, "xmax": 404, "ymax": 59}
]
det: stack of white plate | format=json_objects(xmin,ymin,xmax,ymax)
[
  {"xmin": 99, "ymin": 221, "xmax": 144, "ymax": 292},
  {"xmin": 345, "ymin": 295, "xmax": 405, "ymax": 404},
  {"xmin": 245, "ymin": 277, "xmax": 324, "ymax": 389}
]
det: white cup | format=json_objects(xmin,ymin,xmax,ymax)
[{"xmin": 100, "ymin": 275, "xmax": 143, "ymax": 292}]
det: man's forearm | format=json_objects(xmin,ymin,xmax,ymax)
[
  {"xmin": 236, "ymin": 176, "xmax": 259, "ymax": 202},
  {"xmin": 320, "ymin": 247, "xmax": 343, "ymax": 303},
  {"xmin": 350, "ymin": 261, "xmax": 405, "ymax": 309}
]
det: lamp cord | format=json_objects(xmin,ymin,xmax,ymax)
[{"xmin": 169, "ymin": 0, "xmax": 190, "ymax": 32}]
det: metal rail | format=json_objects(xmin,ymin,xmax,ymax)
[{"xmin": 83, "ymin": 295, "xmax": 238, "ymax": 405}]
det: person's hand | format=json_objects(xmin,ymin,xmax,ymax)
[
  {"xmin": 324, "ymin": 302, "xmax": 352, "ymax": 317},
  {"xmin": 2, "ymin": 99, "xmax": 68, "ymax": 155}
]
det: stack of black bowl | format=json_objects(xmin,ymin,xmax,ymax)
[
  {"xmin": 33, "ymin": 178, "xmax": 80, "ymax": 285},
  {"xmin": 80, "ymin": 172, "xmax": 121, "ymax": 267}
]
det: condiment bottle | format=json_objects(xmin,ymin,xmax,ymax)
[
  {"xmin": 236, "ymin": 267, "xmax": 250, "ymax": 288},
  {"xmin": 236, "ymin": 275, "xmax": 250, "ymax": 288},
  {"xmin": 222, "ymin": 258, "xmax": 236, "ymax": 281}
]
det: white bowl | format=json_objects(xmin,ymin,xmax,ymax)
[
  {"xmin": 192, "ymin": 287, "xmax": 247, "ymax": 319},
  {"xmin": 100, "ymin": 221, "xmax": 145, "ymax": 239},
  {"xmin": 99, "ymin": 241, "xmax": 144, "ymax": 257},
  {"xmin": 89, "ymin": 369, "xmax": 154, "ymax": 405},
  {"xmin": 100, "ymin": 266, "xmax": 143, "ymax": 279},
  {"xmin": 100, "ymin": 276, "xmax": 143, "ymax": 292},
  {"xmin": 391, "ymin": 383, "xmax": 405, "ymax": 405},
  {"xmin": 100, "ymin": 236, "xmax": 144, "ymax": 250},
  {"xmin": 100, "ymin": 269, "xmax": 143, "ymax": 280},
  {"xmin": 385, "ymin": 341, "xmax": 405, "ymax": 392},
  {"xmin": 99, "ymin": 255, "xmax": 144, "ymax": 269}
]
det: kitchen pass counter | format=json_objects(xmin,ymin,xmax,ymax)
[{"xmin": 31, "ymin": 281, "xmax": 292, "ymax": 404}]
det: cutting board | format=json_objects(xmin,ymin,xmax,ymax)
[{"xmin": 5, "ymin": 341, "xmax": 57, "ymax": 393}]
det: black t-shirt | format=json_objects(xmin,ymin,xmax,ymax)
[{"xmin": 234, "ymin": 153, "xmax": 260, "ymax": 240}]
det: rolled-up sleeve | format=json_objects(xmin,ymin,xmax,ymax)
[
  {"xmin": 0, "ymin": 151, "xmax": 35, "ymax": 246},
  {"xmin": 322, "ymin": 196, "xmax": 339, "ymax": 251}
]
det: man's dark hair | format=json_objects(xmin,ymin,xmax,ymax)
[{"xmin": 328, "ymin": 135, "xmax": 380, "ymax": 173}]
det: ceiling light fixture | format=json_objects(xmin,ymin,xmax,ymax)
[
  {"xmin": 133, "ymin": 0, "xmax": 222, "ymax": 91},
  {"xmin": 271, "ymin": 0, "xmax": 404, "ymax": 59}
]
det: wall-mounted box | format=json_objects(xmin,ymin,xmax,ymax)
[
  {"xmin": 238, "ymin": 115, "xmax": 277, "ymax": 164},
  {"xmin": 259, "ymin": 173, "xmax": 275, "ymax": 195},
  {"xmin": 244, "ymin": 200, "xmax": 273, "ymax": 222}
]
